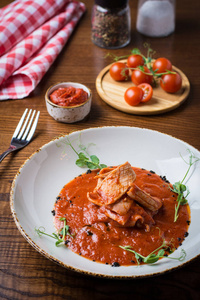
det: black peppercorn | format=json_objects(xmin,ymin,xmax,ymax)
[{"xmin": 112, "ymin": 262, "xmax": 120, "ymax": 267}]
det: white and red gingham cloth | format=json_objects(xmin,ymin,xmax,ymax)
[{"xmin": 0, "ymin": 0, "xmax": 86, "ymax": 100}]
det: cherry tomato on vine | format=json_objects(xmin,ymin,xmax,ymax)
[
  {"xmin": 160, "ymin": 72, "xmax": 182, "ymax": 93},
  {"xmin": 127, "ymin": 54, "xmax": 144, "ymax": 69},
  {"xmin": 138, "ymin": 83, "xmax": 153, "ymax": 103},
  {"xmin": 124, "ymin": 86, "xmax": 144, "ymax": 106},
  {"xmin": 109, "ymin": 62, "xmax": 129, "ymax": 81},
  {"xmin": 153, "ymin": 57, "xmax": 172, "ymax": 73},
  {"xmin": 131, "ymin": 66, "xmax": 153, "ymax": 86}
]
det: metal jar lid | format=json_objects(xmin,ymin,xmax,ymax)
[{"xmin": 94, "ymin": 0, "xmax": 129, "ymax": 9}]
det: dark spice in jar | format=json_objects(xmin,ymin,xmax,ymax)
[{"xmin": 91, "ymin": 1, "xmax": 130, "ymax": 49}]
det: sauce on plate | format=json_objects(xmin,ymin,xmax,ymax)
[{"xmin": 53, "ymin": 167, "xmax": 190, "ymax": 266}]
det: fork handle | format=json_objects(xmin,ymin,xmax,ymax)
[{"xmin": 0, "ymin": 145, "xmax": 16, "ymax": 162}]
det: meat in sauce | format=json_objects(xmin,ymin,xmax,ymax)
[{"xmin": 53, "ymin": 163, "xmax": 190, "ymax": 266}]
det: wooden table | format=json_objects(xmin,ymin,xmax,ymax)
[{"xmin": 1, "ymin": 0, "xmax": 200, "ymax": 299}]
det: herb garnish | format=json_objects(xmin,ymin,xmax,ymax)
[
  {"xmin": 119, "ymin": 240, "xmax": 186, "ymax": 265},
  {"xmin": 172, "ymin": 150, "xmax": 199, "ymax": 222},
  {"xmin": 35, "ymin": 217, "xmax": 74, "ymax": 246},
  {"xmin": 65, "ymin": 136, "xmax": 107, "ymax": 170}
]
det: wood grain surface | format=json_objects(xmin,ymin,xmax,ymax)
[{"xmin": 0, "ymin": 0, "xmax": 200, "ymax": 299}]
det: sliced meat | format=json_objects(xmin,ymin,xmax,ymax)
[
  {"xmin": 100, "ymin": 201, "xmax": 155, "ymax": 231},
  {"xmin": 87, "ymin": 163, "xmax": 161, "ymax": 230},
  {"xmin": 107, "ymin": 195, "xmax": 133, "ymax": 216},
  {"xmin": 87, "ymin": 192, "xmax": 105, "ymax": 206},
  {"xmin": 127, "ymin": 183, "xmax": 162, "ymax": 212},
  {"xmin": 124, "ymin": 214, "xmax": 144, "ymax": 227},
  {"xmin": 125, "ymin": 202, "xmax": 155, "ymax": 231},
  {"xmin": 99, "ymin": 206, "xmax": 132, "ymax": 225},
  {"xmin": 94, "ymin": 167, "xmax": 115, "ymax": 190},
  {"xmin": 95, "ymin": 167, "xmax": 115, "ymax": 178},
  {"xmin": 93, "ymin": 162, "xmax": 136, "ymax": 205}
]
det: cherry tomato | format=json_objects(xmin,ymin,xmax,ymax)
[
  {"xmin": 127, "ymin": 54, "xmax": 144, "ymax": 69},
  {"xmin": 131, "ymin": 66, "xmax": 153, "ymax": 85},
  {"xmin": 160, "ymin": 72, "xmax": 182, "ymax": 93},
  {"xmin": 153, "ymin": 57, "xmax": 172, "ymax": 73},
  {"xmin": 138, "ymin": 83, "xmax": 153, "ymax": 103},
  {"xmin": 109, "ymin": 62, "xmax": 129, "ymax": 81},
  {"xmin": 124, "ymin": 86, "xmax": 144, "ymax": 106}
]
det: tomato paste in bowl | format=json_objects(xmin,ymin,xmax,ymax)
[
  {"xmin": 45, "ymin": 82, "xmax": 92, "ymax": 123},
  {"xmin": 49, "ymin": 86, "xmax": 88, "ymax": 107}
]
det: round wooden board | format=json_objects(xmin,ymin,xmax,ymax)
[{"xmin": 96, "ymin": 60, "xmax": 190, "ymax": 115}]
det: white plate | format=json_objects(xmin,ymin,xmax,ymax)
[{"xmin": 10, "ymin": 126, "xmax": 200, "ymax": 278}]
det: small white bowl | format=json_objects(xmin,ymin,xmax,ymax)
[{"xmin": 45, "ymin": 82, "xmax": 92, "ymax": 123}]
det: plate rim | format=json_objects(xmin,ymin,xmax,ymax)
[{"xmin": 10, "ymin": 126, "xmax": 200, "ymax": 278}]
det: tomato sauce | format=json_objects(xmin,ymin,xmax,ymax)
[
  {"xmin": 49, "ymin": 86, "xmax": 88, "ymax": 107},
  {"xmin": 53, "ymin": 167, "xmax": 190, "ymax": 266}
]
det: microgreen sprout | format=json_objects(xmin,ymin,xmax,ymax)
[
  {"xmin": 35, "ymin": 217, "xmax": 74, "ymax": 246},
  {"xmin": 65, "ymin": 136, "xmax": 107, "ymax": 170},
  {"xmin": 119, "ymin": 239, "xmax": 186, "ymax": 265},
  {"xmin": 171, "ymin": 149, "xmax": 200, "ymax": 222}
]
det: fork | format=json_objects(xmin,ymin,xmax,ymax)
[{"xmin": 0, "ymin": 108, "xmax": 40, "ymax": 162}]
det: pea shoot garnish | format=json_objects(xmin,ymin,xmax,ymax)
[
  {"xmin": 35, "ymin": 217, "xmax": 74, "ymax": 246},
  {"xmin": 119, "ymin": 240, "xmax": 186, "ymax": 265},
  {"xmin": 172, "ymin": 150, "xmax": 199, "ymax": 222},
  {"xmin": 65, "ymin": 136, "xmax": 107, "ymax": 170}
]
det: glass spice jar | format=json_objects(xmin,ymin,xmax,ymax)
[
  {"xmin": 91, "ymin": 0, "xmax": 131, "ymax": 49},
  {"xmin": 136, "ymin": 0, "xmax": 176, "ymax": 37}
]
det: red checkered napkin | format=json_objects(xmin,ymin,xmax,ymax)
[
  {"xmin": 0, "ymin": 0, "xmax": 68, "ymax": 56},
  {"xmin": 0, "ymin": 0, "xmax": 85, "ymax": 100}
]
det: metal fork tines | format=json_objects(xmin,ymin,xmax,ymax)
[{"xmin": 0, "ymin": 108, "xmax": 40, "ymax": 163}]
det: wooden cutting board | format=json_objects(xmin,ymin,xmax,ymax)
[{"xmin": 96, "ymin": 60, "xmax": 190, "ymax": 115}]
